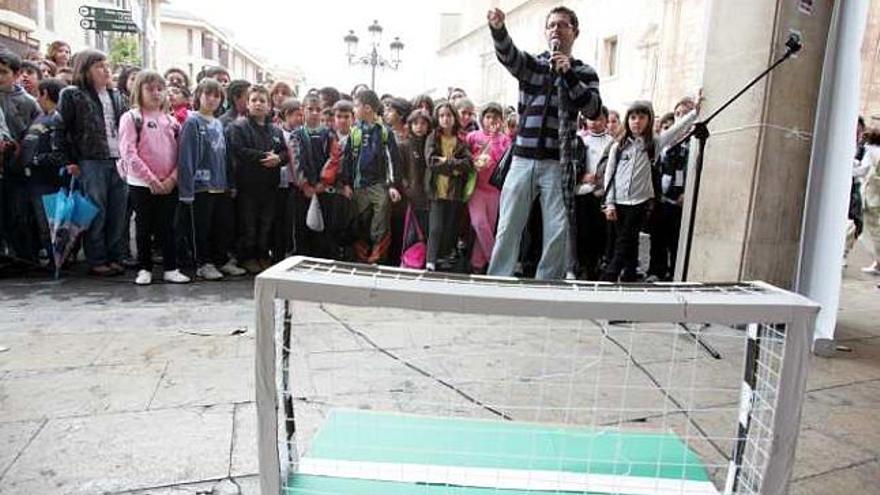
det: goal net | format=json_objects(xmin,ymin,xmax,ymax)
[{"xmin": 255, "ymin": 257, "xmax": 818, "ymax": 495}]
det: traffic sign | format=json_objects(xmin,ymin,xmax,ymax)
[
  {"xmin": 80, "ymin": 18, "xmax": 140, "ymax": 33},
  {"xmin": 79, "ymin": 5, "xmax": 134, "ymax": 23}
]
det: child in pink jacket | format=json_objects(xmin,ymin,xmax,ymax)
[
  {"xmin": 465, "ymin": 102, "xmax": 510, "ymax": 274},
  {"xmin": 118, "ymin": 70, "xmax": 189, "ymax": 285}
]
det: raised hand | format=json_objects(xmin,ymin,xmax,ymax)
[{"xmin": 487, "ymin": 8, "xmax": 505, "ymax": 29}]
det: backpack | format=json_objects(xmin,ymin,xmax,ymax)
[
  {"xmin": 130, "ymin": 108, "xmax": 180, "ymax": 145},
  {"xmin": 348, "ymin": 123, "xmax": 393, "ymax": 185},
  {"xmin": 604, "ymin": 137, "xmax": 660, "ymax": 205},
  {"xmin": 117, "ymin": 109, "xmax": 181, "ymax": 180}
]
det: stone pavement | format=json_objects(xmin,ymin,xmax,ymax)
[{"xmin": 0, "ymin": 245, "xmax": 878, "ymax": 494}]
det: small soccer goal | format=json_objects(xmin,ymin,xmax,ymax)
[{"xmin": 254, "ymin": 257, "xmax": 818, "ymax": 495}]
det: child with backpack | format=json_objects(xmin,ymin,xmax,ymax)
[
  {"xmin": 601, "ymin": 99, "xmax": 697, "ymax": 282},
  {"xmin": 118, "ymin": 71, "xmax": 189, "ymax": 285},
  {"xmin": 465, "ymin": 102, "xmax": 510, "ymax": 274},
  {"xmin": 226, "ymin": 84, "xmax": 289, "ymax": 273},
  {"xmin": 18, "ymin": 78, "xmax": 67, "ymax": 268},
  {"xmin": 424, "ymin": 102, "xmax": 473, "ymax": 272},
  {"xmin": 341, "ymin": 89, "xmax": 402, "ymax": 264},
  {"xmin": 178, "ymin": 78, "xmax": 245, "ymax": 281},
  {"xmin": 293, "ymin": 93, "xmax": 342, "ymax": 259}
]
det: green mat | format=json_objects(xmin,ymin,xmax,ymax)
[{"xmin": 285, "ymin": 409, "xmax": 718, "ymax": 495}]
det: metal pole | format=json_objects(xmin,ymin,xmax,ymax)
[
  {"xmin": 370, "ymin": 45, "xmax": 377, "ymax": 90},
  {"xmin": 140, "ymin": 0, "xmax": 150, "ymax": 68}
]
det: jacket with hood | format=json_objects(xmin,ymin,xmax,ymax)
[{"xmin": 57, "ymin": 85, "xmax": 126, "ymax": 163}]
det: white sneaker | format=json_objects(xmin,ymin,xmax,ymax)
[
  {"xmin": 565, "ymin": 271, "xmax": 577, "ymax": 280},
  {"xmin": 425, "ymin": 262, "xmax": 436, "ymax": 271},
  {"xmin": 163, "ymin": 269, "xmax": 191, "ymax": 284},
  {"xmin": 220, "ymin": 260, "xmax": 247, "ymax": 276},
  {"xmin": 196, "ymin": 263, "xmax": 224, "ymax": 281},
  {"xmin": 135, "ymin": 269, "xmax": 152, "ymax": 285}
]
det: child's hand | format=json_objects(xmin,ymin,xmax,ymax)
[
  {"xmin": 161, "ymin": 177, "xmax": 176, "ymax": 194},
  {"xmin": 487, "ymin": 8, "xmax": 505, "ymax": 29},
  {"xmin": 604, "ymin": 206, "xmax": 617, "ymax": 221},
  {"xmin": 261, "ymin": 152, "xmax": 281, "ymax": 168},
  {"xmin": 388, "ymin": 187, "xmax": 401, "ymax": 203},
  {"xmin": 342, "ymin": 185, "xmax": 353, "ymax": 199},
  {"xmin": 582, "ymin": 173, "xmax": 597, "ymax": 184},
  {"xmin": 66, "ymin": 164, "xmax": 81, "ymax": 177}
]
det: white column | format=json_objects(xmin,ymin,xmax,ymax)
[{"xmin": 795, "ymin": 0, "xmax": 869, "ymax": 354}]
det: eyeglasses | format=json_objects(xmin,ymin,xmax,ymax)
[{"xmin": 545, "ymin": 21, "xmax": 573, "ymax": 31}]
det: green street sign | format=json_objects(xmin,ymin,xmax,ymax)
[
  {"xmin": 79, "ymin": 18, "xmax": 140, "ymax": 33},
  {"xmin": 78, "ymin": 5, "xmax": 134, "ymax": 23}
]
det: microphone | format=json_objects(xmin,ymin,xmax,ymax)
[
  {"xmin": 785, "ymin": 32, "xmax": 803, "ymax": 54},
  {"xmin": 550, "ymin": 39, "xmax": 560, "ymax": 72}
]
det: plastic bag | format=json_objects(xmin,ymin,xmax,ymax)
[{"xmin": 306, "ymin": 194, "xmax": 325, "ymax": 232}]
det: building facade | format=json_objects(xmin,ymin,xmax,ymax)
[
  {"xmin": 436, "ymin": 0, "xmax": 880, "ymax": 121},
  {"xmin": 1, "ymin": 0, "xmax": 161, "ymax": 67},
  {"xmin": 159, "ymin": 8, "xmax": 284, "ymax": 87}
]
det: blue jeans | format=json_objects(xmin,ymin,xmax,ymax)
[
  {"xmin": 488, "ymin": 156, "xmax": 569, "ymax": 280},
  {"xmin": 80, "ymin": 159, "xmax": 128, "ymax": 267}
]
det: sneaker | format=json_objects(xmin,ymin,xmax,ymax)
[
  {"xmin": 135, "ymin": 269, "xmax": 152, "ymax": 285},
  {"xmin": 425, "ymin": 262, "xmax": 436, "ymax": 272},
  {"xmin": 219, "ymin": 261, "xmax": 246, "ymax": 276},
  {"xmin": 163, "ymin": 269, "xmax": 191, "ymax": 284},
  {"xmin": 242, "ymin": 259, "xmax": 263, "ymax": 274},
  {"xmin": 861, "ymin": 262, "xmax": 880, "ymax": 275},
  {"xmin": 645, "ymin": 274, "xmax": 660, "ymax": 283},
  {"xmin": 196, "ymin": 263, "xmax": 224, "ymax": 281},
  {"xmin": 565, "ymin": 271, "xmax": 577, "ymax": 280}
]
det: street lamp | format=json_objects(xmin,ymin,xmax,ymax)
[{"xmin": 344, "ymin": 19, "xmax": 404, "ymax": 91}]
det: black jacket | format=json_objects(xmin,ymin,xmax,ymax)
[
  {"xmin": 58, "ymin": 85, "xmax": 125, "ymax": 163},
  {"xmin": 226, "ymin": 116, "xmax": 289, "ymax": 192},
  {"xmin": 17, "ymin": 111, "xmax": 67, "ymax": 186}
]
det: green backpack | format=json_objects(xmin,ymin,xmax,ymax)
[{"xmin": 348, "ymin": 124, "xmax": 392, "ymax": 186}]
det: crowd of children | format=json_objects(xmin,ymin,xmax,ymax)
[{"xmin": 1, "ymin": 42, "xmax": 714, "ymax": 285}]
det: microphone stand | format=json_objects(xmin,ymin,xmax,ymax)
[{"xmin": 676, "ymin": 33, "xmax": 803, "ymax": 281}]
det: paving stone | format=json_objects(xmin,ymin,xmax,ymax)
[
  {"xmin": 230, "ymin": 402, "xmax": 258, "ymax": 477},
  {"xmin": 149, "ymin": 357, "xmax": 254, "ymax": 409},
  {"xmin": 801, "ymin": 380, "xmax": 880, "ymax": 456},
  {"xmin": 789, "ymin": 460, "xmax": 880, "ymax": 495},
  {"xmin": 94, "ymin": 330, "xmax": 242, "ymax": 366},
  {"xmin": 792, "ymin": 427, "xmax": 876, "ymax": 480},
  {"xmin": 0, "ymin": 405, "xmax": 233, "ymax": 495},
  {"xmin": 0, "ymin": 331, "xmax": 115, "ymax": 372},
  {"xmin": 0, "ymin": 419, "xmax": 43, "ymax": 476},
  {"xmin": 0, "ymin": 364, "xmax": 165, "ymax": 422}
]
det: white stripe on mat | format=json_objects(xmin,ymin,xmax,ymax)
[{"xmin": 297, "ymin": 457, "xmax": 720, "ymax": 495}]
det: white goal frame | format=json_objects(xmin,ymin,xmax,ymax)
[{"xmin": 254, "ymin": 256, "xmax": 819, "ymax": 495}]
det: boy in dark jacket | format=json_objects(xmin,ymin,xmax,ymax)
[
  {"xmin": 226, "ymin": 85, "xmax": 288, "ymax": 273},
  {"xmin": 341, "ymin": 90, "xmax": 402, "ymax": 264},
  {"xmin": 19, "ymin": 78, "xmax": 68, "ymax": 265},
  {"xmin": 293, "ymin": 94, "xmax": 343, "ymax": 259},
  {"xmin": 0, "ymin": 49, "xmax": 43, "ymax": 261}
]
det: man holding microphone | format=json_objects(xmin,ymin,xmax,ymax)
[{"xmin": 486, "ymin": 6, "xmax": 602, "ymax": 280}]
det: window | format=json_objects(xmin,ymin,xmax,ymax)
[
  {"xmin": 187, "ymin": 29, "xmax": 193, "ymax": 55},
  {"xmin": 602, "ymin": 36, "xmax": 618, "ymax": 78}
]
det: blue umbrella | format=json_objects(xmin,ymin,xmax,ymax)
[{"xmin": 41, "ymin": 177, "xmax": 99, "ymax": 278}]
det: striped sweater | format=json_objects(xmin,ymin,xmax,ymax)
[{"xmin": 491, "ymin": 25, "xmax": 602, "ymax": 162}]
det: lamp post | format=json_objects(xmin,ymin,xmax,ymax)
[{"xmin": 344, "ymin": 20, "xmax": 404, "ymax": 91}]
